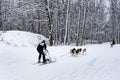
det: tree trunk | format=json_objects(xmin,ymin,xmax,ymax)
[
  {"xmin": 64, "ymin": 0, "xmax": 70, "ymax": 45},
  {"xmin": 46, "ymin": 0, "xmax": 54, "ymax": 46}
]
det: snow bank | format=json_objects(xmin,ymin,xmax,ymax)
[{"xmin": 0, "ymin": 30, "xmax": 48, "ymax": 47}]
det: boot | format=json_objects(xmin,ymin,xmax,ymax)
[{"xmin": 38, "ymin": 60, "xmax": 41, "ymax": 63}]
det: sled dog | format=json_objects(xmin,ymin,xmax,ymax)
[
  {"xmin": 70, "ymin": 48, "xmax": 82, "ymax": 56},
  {"xmin": 82, "ymin": 48, "xmax": 86, "ymax": 55},
  {"xmin": 70, "ymin": 48, "xmax": 76, "ymax": 56},
  {"xmin": 76, "ymin": 48, "xmax": 82, "ymax": 54}
]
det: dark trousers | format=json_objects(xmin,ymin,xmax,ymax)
[{"xmin": 38, "ymin": 51, "xmax": 46, "ymax": 62}]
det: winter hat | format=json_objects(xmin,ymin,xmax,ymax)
[{"xmin": 41, "ymin": 40, "xmax": 45, "ymax": 43}]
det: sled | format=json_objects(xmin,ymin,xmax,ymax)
[
  {"xmin": 39, "ymin": 58, "xmax": 56, "ymax": 66},
  {"xmin": 33, "ymin": 57, "xmax": 56, "ymax": 66}
]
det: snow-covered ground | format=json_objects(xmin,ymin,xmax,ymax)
[{"xmin": 0, "ymin": 31, "xmax": 120, "ymax": 80}]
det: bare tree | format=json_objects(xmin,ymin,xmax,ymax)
[
  {"xmin": 64, "ymin": 0, "xmax": 70, "ymax": 45},
  {"xmin": 109, "ymin": 0, "xmax": 120, "ymax": 43}
]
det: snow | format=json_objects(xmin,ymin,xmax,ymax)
[
  {"xmin": 0, "ymin": 31, "xmax": 48, "ymax": 47},
  {"xmin": 0, "ymin": 31, "xmax": 120, "ymax": 80}
]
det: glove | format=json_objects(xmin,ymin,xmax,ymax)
[{"xmin": 46, "ymin": 49, "xmax": 48, "ymax": 52}]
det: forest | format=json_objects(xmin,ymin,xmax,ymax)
[{"xmin": 0, "ymin": 0, "xmax": 120, "ymax": 46}]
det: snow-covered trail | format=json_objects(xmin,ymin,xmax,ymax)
[{"xmin": 0, "ymin": 44, "xmax": 120, "ymax": 80}]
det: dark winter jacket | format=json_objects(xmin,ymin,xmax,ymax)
[
  {"xmin": 111, "ymin": 40, "xmax": 115, "ymax": 45},
  {"xmin": 37, "ymin": 43, "xmax": 47, "ymax": 53}
]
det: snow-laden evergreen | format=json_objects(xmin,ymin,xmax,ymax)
[{"xmin": 0, "ymin": 31, "xmax": 120, "ymax": 80}]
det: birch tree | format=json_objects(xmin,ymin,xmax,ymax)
[
  {"xmin": 64, "ymin": 0, "xmax": 70, "ymax": 45},
  {"xmin": 117, "ymin": 1, "xmax": 120, "ymax": 43},
  {"xmin": 109, "ymin": 0, "xmax": 120, "ymax": 43},
  {"xmin": 110, "ymin": 0, "xmax": 117, "ymax": 41}
]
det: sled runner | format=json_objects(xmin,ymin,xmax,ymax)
[
  {"xmin": 39, "ymin": 57, "xmax": 56, "ymax": 66},
  {"xmin": 33, "ymin": 57, "xmax": 56, "ymax": 66}
]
